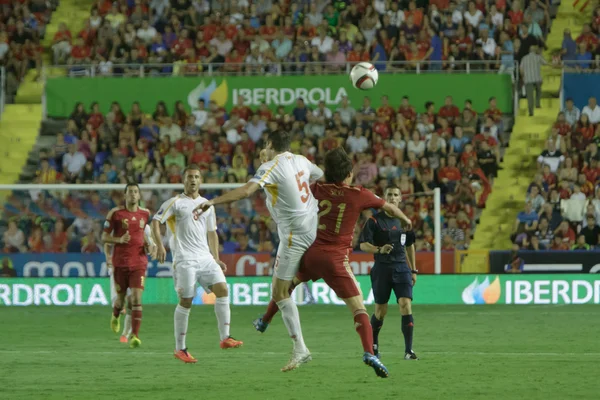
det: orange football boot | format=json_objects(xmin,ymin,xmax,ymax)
[
  {"xmin": 220, "ymin": 336, "xmax": 243, "ymax": 349},
  {"xmin": 174, "ymin": 349, "xmax": 197, "ymax": 363}
]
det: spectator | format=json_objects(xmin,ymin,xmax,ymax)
[
  {"xmin": 3, "ymin": 221, "xmax": 26, "ymax": 253},
  {"xmin": 537, "ymin": 140, "xmax": 564, "ymax": 173},
  {"xmin": 159, "ymin": 117, "xmax": 182, "ymax": 142},
  {"xmin": 563, "ymin": 98, "xmax": 581, "ymax": 127},
  {"xmin": 520, "ymin": 45, "xmax": 546, "ymax": 116},
  {"xmin": 505, "ymin": 246, "xmax": 524, "ymax": 272},
  {"xmin": 554, "ymin": 220, "xmax": 576, "ymax": 246},
  {"xmin": 571, "ymin": 235, "xmax": 591, "ymax": 251},
  {"xmin": 580, "ymin": 216, "xmax": 600, "ymax": 247},
  {"xmin": 62, "ymin": 144, "xmax": 87, "ymax": 183},
  {"xmin": 535, "ymin": 218, "xmax": 554, "ymax": 248},
  {"xmin": 511, "ymin": 202, "xmax": 539, "ymax": 241},
  {"xmin": 561, "ymin": 29, "xmax": 577, "ymax": 62},
  {"xmin": 0, "ymin": 258, "xmax": 16, "ymax": 278},
  {"xmin": 442, "ymin": 217, "xmax": 466, "ymax": 249},
  {"xmin": 526, "ymin": 185, "xmax": 545, "ymax": 212},
  {"xmin": 582, "ymin": 97, "xmax": 600, "ymax": 124},
  {"xmin": 245, "ymin": 114, "xmax": 268, "ymax": 143}
]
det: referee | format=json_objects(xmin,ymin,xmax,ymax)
[{"xmin": 359, "ymin": 186, "xmax": 418, "ymax": 360}]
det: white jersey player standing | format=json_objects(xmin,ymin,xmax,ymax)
[
  {"xmin": 151, "ymin": 165, "xmax": 243, "ymax": 364},
  {"xmin": 195, "ymin": 131, "xmax": 323, "ymax": 371}
]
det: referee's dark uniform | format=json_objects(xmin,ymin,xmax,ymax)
[{"xmin": 360, "ymin": 212, "xmax": 416, "ymax": 304}]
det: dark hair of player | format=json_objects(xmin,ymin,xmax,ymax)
[
  {"xmin": 324, "ymin": 147, "xmax": 353, "ymax": 183},
  {"xmin": 268, "ymin": 131, "xmax": 291, "ymax": 152},
  {"xmin": 124, "ymin": 183, "xmax": 140, "ymax": 193},
  {"xmin": 384, "ymin": 186, "xmax": 401, "ymax": 194},
  {"xmin": 183, "ymin": 164, "xmax": 202, "ymax": 175}
]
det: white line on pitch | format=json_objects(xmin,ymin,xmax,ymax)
[{"xmin": 0, "ymin": 350, "xmax": 599, "ymax": 357}]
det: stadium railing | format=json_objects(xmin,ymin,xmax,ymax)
[{"xmin": 42, "ymin": 61, "xmax": 520, "ymax": 78}]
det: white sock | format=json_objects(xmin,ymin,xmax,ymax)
[
  {"xmin": 277, "ymin": 298, "xmax": 308, "ymax": 353},
  {"xmin": 214, "ymin": 296, "xmax": 231, "ymax": 341},
  {"xmin": 174, "ymin": 305, "xmax": 190, "ymax": 351},
  {"xmin": 122, "ymin": 313, "xmax": 132, "ymax": 337}
]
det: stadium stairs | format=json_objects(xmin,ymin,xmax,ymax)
[
  {"xmin": 0, "ymin": 1, "xmax": 91, "ymax": 188},
  {"xmin": 464, "ymin": 2, "xmax": 590, "ymax": 272},
  {"xmin": 16, "ymin": 0, "xmax": 92, "ymax": 104}
]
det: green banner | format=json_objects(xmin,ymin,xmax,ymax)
[
  {"xmin": 1, "ymin": 275, "xmax": 599, "ymax": 306},
  {"xmin": 45, "ymin": 74, "xmax": 513, "ymax": 118}
]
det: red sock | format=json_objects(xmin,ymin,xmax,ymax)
[
  {"xmin": 112, "ymin": 306, "xmax": 121, "ymax": 318},
  {"xmin": 262, "ymin": 283, "xmax": 298, "ymax": 324},
  {"xmin": 131, "ymin": 305, "xmax": 142, "ymax": 336},
  {"xmin": 354, "ymin": 312, "xmax": 374, "ymax": 354},
  {"xmin": 262, "ymin": 300, "xmax": 279, "ymax": 324}
]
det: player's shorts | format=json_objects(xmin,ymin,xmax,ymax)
[
  {"xmin": 370, "ymin": 263, "xmax": 413, "ymax": 304},
  {"xmin": 274, "ymin": 215, "xmax": 317, "ymax": 281},
  {"xmin": 112, "ymin": 267, "xmax": 146, "ymax": 297},
  {"xmin": 298, "ymin": 247, "xmax": 361, "ymax": 299},
  {"xmin": 173, "ymin": 258, "xmax": 226, "ymax": 298},
  {"xmin": 109, "ymin": 270, "xmax": 132, "ymax": 305}
]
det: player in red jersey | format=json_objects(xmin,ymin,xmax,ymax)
[
  {"xmin": 253, "ymin": 147, "xmax": 412, "ymax": 378},
  {"xmin": 102, "ymin": 183, "xmax": 152, "ymax": 348}
]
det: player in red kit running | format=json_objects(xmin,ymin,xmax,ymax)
[
  {"xmin": 253, "ymin": 147, "xmax": 412, "ymax": 378},
  {"xmin": 102, "ymin": 183, "xmax": 152, "ymax": 348}
]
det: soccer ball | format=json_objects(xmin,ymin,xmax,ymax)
[{"xmin": 350, "ymin": 62, "xmax": 379, "ymax": 90}]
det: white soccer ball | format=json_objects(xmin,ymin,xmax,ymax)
[{"xmin": 350, "ymin": 62, "xmax": 379, "ymax": 90}]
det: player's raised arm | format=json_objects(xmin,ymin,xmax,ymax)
[
  {"xmin": 380, "ymin": 202, "xmax": 412, "ymax": 230},
  {"xmin": 195, "ymin": 181, "xmax": 262, "ymax": 213}
]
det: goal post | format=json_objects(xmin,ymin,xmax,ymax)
[{"xmin": 0, "ymin": 184, "xmax": 443, "ymax": 274}]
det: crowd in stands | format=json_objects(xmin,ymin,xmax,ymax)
[
  {"xmin": 2, "ymin": 90, "xmax": 508, "ymax": 254},
  {"xmin": 560, "ymin": 6, "xmax": 600, "ymax": 71},
  {"xmin": 0, "ymin": 0, "xmax": 58, "ymax": 97},
  {"xmin": 48, "ymin": 0, "xmax": 556, "ymax": 76},
  {"xmin": 514, "ymin": 95, "xmax": 600, "ymax": 251}
]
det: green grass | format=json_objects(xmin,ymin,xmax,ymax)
[{"xmin": 1, "ymin": 305, "xmax": 599, "ymax": 400}]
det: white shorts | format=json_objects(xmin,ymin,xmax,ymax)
[
  {"xmin": 110, "ymin": 271, "xmax": 131, "ymax": 305},
  {"xmin": 173, "ymin": 258, "xmax": 227, "ymax": 298},
  {"xmin": 274, "ymin": 218, "xmax": 317, "ymax": 281}
]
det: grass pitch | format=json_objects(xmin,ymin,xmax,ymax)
[{"xmin": 1, "ymin": 305, "xmax": 598, "ymax": 400}]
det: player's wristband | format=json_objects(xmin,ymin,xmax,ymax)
[{"xmin": 411, "ymin": 269, "xmax": 418, "ymax": 274}]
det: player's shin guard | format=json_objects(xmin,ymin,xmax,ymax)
[
  {"xmin": 277, "ymin": 298, "xmax": 308, "ymax": 353},
  {"xmin": 401, "ymin": 315, "xmax": 414, "ymax": 353},
  {"xmin": 353, "ymin": 311, "xmax": 374, "ymax": 354},
  {"xmin": 214, "ymin": 296, "xmax": 231, "ymax": 341},
  {"xmin": 174, "ymin": 305, "xmax": 190, "ymax": 351},
  {"xmin": 131, "ymin": 305, "xmax": 142, "ymax": 336}
]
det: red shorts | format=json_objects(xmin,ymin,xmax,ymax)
[
  {"xmin": 297, "ymin": 247, "xmax": 361, "ymax": 299},
  {"xmin": 113, "ymin": 267, "xmax": 146, "ymax": 294}
]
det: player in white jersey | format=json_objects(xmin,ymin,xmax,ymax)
[
  {"xmin": 195, "ymin": 131, "xmax": 323, "ymax": 372},
  {"xmin": 151, "ymin": 165, "xmax": 243, "ymax": 364},
  {"xmin": 105, "ymin": 216, "xmax": 157, "ymax": 343}
]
